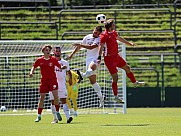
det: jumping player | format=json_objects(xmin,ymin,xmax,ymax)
[
  {"xmin": 98, "ymin": 19, "xmax": 145, "ymax": 104},
  {"xmin": 67, "ymin": 26, "xmax": 104, "ymax": 107}
]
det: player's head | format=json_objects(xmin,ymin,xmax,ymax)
[
  {"xmin": 104, "ymin": 19, "xmax": 115, "ymax": 30},
  {"xmin": 93, "ymin": 26, "xmax": 102, "ymax": 38},
  {"xmin": 53, "ymin": 46, "xmax": 61, "ymax": 57},
  {"xmin": 41, "ymin": 44, "xmax": 52, "ymax": 55}
]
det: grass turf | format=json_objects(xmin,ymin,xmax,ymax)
[{"xmin": 0, "ymin": 108, "xmax": 181, "ymax": 136}]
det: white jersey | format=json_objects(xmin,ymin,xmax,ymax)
[
  {"xmin": 82, "ymin": 34, "xmax": 100, "ymax": 62},
  {"xmin": 49, "ymin": 58, "xmax": 70, "ymax": 99},
  {"xmin": 55, "ymin": 58, "xmax": 70, "ymax": 83}
]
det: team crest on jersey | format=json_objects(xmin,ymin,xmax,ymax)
[
  {"xmin": 49, "ymin": 63, "xmax": 53, "ymax": 66},
  {"xmin": 53, "ymin": 85, "xmax": 57, "ymax": 89}
]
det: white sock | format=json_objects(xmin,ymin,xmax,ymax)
[
  {"xmin": 92, "ymin": 82, "xmax": 103, "ymax": 99},
  {"xmin": 63, "ymin": 104, "xmax": 70, "ymax": 120},
  {"xmin": 70, "ymin": 108, "xmax": 74, "ymax": 113},
  {"xmin": 51, "ymin": 104, "xmax": 57, "ymax": 120}
]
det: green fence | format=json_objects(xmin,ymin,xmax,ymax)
[{"xmin": 127, "ymin": 87, "xmax": 181, "ymax": 107}]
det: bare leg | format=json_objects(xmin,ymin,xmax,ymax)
[{"xmin": 35, "ymin": 93, "xmax": 46, "ymax": 122}]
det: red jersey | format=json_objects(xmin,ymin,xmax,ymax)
[
  {"xmin": 33, "ymin": 56, "xmax": 61, "ymax": 80},
  {"xmin": 100, "ymin": 30, "xmax": 118, "ymax": 56}
]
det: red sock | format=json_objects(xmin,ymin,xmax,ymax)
[
  {"xmin": 126, "ymin": 72, "xmax": 136, "ymax": 83},
  {"xmin": 55, "ymin": 105, "xmax": 60, "ymax": 112},
  {"xmin": 51, "ymin": 100, "xmax": 54, "ymax": 105},
  {"xmin": 112, "ymin": 81, "xmax": 118, "ymax": 96},
  {"xmin": 38, "ymin": 107, "xmax": 43, "ymax": 114}
]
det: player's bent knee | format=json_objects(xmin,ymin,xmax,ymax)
[{"xmin": 90, "ymin": 63, "xmax": 97, "ymax": 71}]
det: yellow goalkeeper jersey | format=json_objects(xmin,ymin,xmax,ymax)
[{"xmin": 66, "ymin": 70, "xmax": 79, "ymax": 86}]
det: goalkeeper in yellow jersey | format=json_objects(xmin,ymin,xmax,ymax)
[{"xmin": 66, "ymin": 70, "xmax": 80, "ymax": 116}]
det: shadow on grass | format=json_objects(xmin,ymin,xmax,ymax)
[
  {"xmin": 102, "ymin": 124, "xmax": 150, "ymax": 127},
  {"xmin": 58, "ymin": 122, "xmax": 87, "ymax": 124}
]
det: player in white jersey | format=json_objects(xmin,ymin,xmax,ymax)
[
  {"xmin": 49, "ymin": 46, "xmax": 73, "ymax": 124},
  {"xmin": 67, "ymin": 26, "xmax": 104, "ymax": 107}
]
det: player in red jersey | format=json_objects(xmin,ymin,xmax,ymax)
[
  {"xmin": 98, "ymin": 19, "xmax": 144, "ymax": 104},
  {"xmin": 29, "ymin": 45, "xmax": 62, "ymax": 122}
]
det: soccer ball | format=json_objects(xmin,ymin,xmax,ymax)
[
  {"xmin": 0, "ymin": 106, "xmax": 7, "ymax": 112},
  {"xmin": 96, "ymin": 14, "xmax": 106, "ymax": 24}
]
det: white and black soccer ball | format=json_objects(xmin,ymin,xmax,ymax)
[
  {"xmin": 96, "ymin": 14, "xmax": 106, "ymax": 24},
  {"xmin": 0, "ymin": 106, "xmax": 7, "ymax": 112}
]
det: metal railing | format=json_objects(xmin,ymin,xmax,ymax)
[
  {"xmin": 127, "ymin": 52, "xmax": 180, "ymax": 102},
  {"xmin": 58, "ymin": 8, "xmax": 173, "ymax": 30},
  {"xmin": 174, "ymin": 44, "xmax": 181, "ymax": 71},
  {"xmin": 132, "ymin": 67, "xmax": 160, "ymax": 87},
  {"xmin": 60, "ymin": 0, "xmax": 181, "ymax": 9},
  {"xmin": 0, "ymin": 21, "xmax": 58, "ymax": 39},
  {"xmin": 174, "ymin": 0, "xmax": 181, "ymax": 21},
  {"xmin": 174, "ymin": 44, "xmax": 181, "ymax": 53},
  {"xmin": 0, "ymin": 0, "xmax": 52, "ymax": 21},
  {"xmin": 173, "ymin": 20, "xmax": 181, "ymax": 45},
  {"xmin": 61, "ymin": 30, "xmax": 174, "ymax": 40}
]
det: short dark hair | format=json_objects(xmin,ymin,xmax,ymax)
[
  {"xmin": 54, "ymin": 46, "xmax": 61, "ymax": 50},
  {"xmin": 104, "ymin": 19, "xmax": 115, "ymax": 29},
  {"xmin": 95, "ymin": 26, "xmax": 102, "ymax": 32}
]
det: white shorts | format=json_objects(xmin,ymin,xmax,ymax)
[
  {"xmin": 86, "ymin": 59, "xmax": 99, "ymax": 75},
  {"xmin": 49, "ymin": 85, "xmax": 67, "ymax": 100}
]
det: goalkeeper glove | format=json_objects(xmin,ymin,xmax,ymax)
[{"xmin": 73, "ymin": 83, "xmax": 78, "ymax": 92}]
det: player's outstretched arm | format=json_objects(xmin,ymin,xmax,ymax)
[
  {"xmin": 74, "ymin": 43, "xmax": 98, "ymax": 50},
  {"xmin": 61, "ymin": 65, "xmax": 67, "ymax": 69},
  {"xmin": 116, "ymin": 36, "xmax": 135, "ymax": 46},
  {"xmin": 67, "ymin": 45, "xmax": 81, "ymax": 60}
]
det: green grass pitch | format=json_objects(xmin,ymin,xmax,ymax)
[{"xmin": 0, "ymin": 108, "xmax": 181, "ymax": 136}]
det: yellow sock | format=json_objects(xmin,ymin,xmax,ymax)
[
  {"xmin": 66, "ymin": 98, "xmax": 72, "ymax": 109},
  {"xmin": 72, "ymin": 97, "xmax": 77, "ymax": 111}
]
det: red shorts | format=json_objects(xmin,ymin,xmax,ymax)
[
  {"xmin": 39, "ymin": 79, "xmax": 58, "ymax": 93},
  {"xmin": 104, "ymin": 54, "xmax": 127, "ymax": 75}
]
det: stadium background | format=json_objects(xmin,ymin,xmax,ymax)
[{"xmin": 0, "ymin": 0, "xmax": 181, "ymax": 109}]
